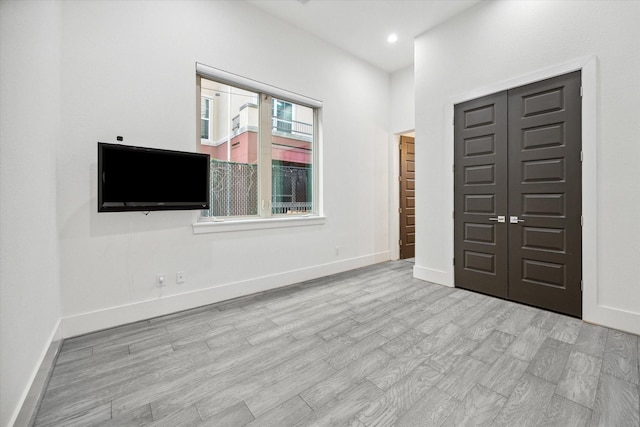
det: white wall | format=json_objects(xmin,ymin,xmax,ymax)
[
  {"xmin": 0, "ymin": 1, "xmax": 63, "ymax": 425},
  {"xmin": 389, "ymin": 65, "xmax": 415, "ymax": 260},
  {"xmin": 57, "ymin": 1, "xmax": 391, "ymax": 336},
  {"xmin": 414, "ymin": 0, "xmax": 640, "ymax": 334},
  {"xmin": 390, "ymin": 65, "xmax": 415, "ymax": 135}
]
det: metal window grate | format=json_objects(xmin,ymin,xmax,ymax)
[
  {"xmin": 202, "ymin": 159, "xmax": 258, "ymax": 217},
  {"xmin": 201, "ymin": 160, "xmax": 312, "ymax": 217}
]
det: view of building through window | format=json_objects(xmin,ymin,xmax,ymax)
[{"xmin": 198, "ymin": 76, "xmax": 314, "ymax": 218}]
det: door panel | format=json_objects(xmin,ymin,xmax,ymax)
[
  {"xmin": 453, "ymin": 71, "xmax": 582, "ymax": 318},
  {"xmin": 508, "ymin": 71, "xmax": 582, "ymax": 317},
  {"xmin": 454, "ymin": 92, "xmax": 508, "ymax": 298},
  {"xmin": 400, "ymin": 136, "xmax": 415, "ymax": 259}
]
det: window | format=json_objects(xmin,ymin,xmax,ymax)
[
  {"xmin": 200, "ymin": 96, "xmax": 212, "ymax": 143},
  {"xmin": 196, "ymin": 65, "xmax": 321, "ymax": 222},
  {"xmin": 273, "ymin": 99, "xmax": 293, "ymax": 133}
]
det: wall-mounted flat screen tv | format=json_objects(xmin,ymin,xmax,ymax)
[{"xmin": 98, "ymin": 142, "xmax": 210, "ymax": 212}]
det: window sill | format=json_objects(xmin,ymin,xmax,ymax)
[{"xmin": 192, "ymin": 215, "xmax": 326, "ymax": 234}]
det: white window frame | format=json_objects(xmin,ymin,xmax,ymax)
[{"xmin": 194, "ymin": 63, "xmax": 324, "ymax": 233}]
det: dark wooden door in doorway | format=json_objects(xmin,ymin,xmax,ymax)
[
  {"xmin": 454, "ymin": 71, "xmax": 582, "ymax": 317},
  {"xmin": 400, "ymin": 136, "xmax": 415, "ymax": 259}
]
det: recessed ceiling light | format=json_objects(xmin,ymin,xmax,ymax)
[{"xmin": 387, "ymin": 33, "xmax": 398, "ymax": 44}]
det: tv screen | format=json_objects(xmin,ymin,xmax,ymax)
[{"xmin": 98, "ymin": 142, "xmax": 210, "ymax": 212}]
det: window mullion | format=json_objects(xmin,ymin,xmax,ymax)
[{"xmin": 259, "ymin": 93, "xmax": 273, "ymax": 217}]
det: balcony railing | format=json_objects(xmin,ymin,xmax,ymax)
[
  {"xmin": 272, "ymin": 117, "xmax": 313, "ymax": 136},
  {"xmin": 271, "ymin": 201, "xmax": 312, "ymax": 215},
  {"xmin": 229, "ymin": 110, "xmax": 312, "ymax": 139}
]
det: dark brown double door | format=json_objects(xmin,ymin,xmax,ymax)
[{"xmin": 454, "ymin": 71, "xmax": 582, "ymax": 317}]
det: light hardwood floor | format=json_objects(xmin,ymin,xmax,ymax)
[{"xmin": 35, "ymin": 260, "xmax": 640, "ymax": 426}]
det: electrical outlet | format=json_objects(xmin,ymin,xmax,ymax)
[
  {"xmin": 176, "ymin": 271, "xmax": 185, "ymax": 284},
  {"xmin": 156, "ymin": 274, "xmax": 166, "ymax": 287}
]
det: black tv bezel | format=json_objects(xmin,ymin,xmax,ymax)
[{"xmin": 98, "ymin": 142, "xmax": 210, "ymax": 213}]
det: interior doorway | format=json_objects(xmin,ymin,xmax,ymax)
[{"xmin": 399, "ymin": 135, "xmax": 415, "ymax": 259}]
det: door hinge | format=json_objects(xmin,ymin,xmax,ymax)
[
  {"xmin": 398, "ymin": 176, "xmax": 402, "ymax": 182},
  {"xmin": 399, "ymin": 207, "xmax": 403, "ymax": 214},
  {"xmin": 580, "ymin": 151, "xmax": 583, "ymax": 162},
  {"xmin": 399, "ymin": 141, "xmax": 402, "ymax": 150},
  {"xmin": 581, "ymin": 215, "xmax": 583, "ymax": 227},
  {"xmin": 581, "ymin": 280, "xmax": 583, "ymax": 291},
  {"xmin": 580, "ymin": 86, "xmax": 583, "ymax": 97},
  {"xmin": 452, "ymin": 210, "xmax": 455, "ymax": 219},
  {"xmin": 399, "ymin": 239, "xmax": 403, "ymax": 246}
]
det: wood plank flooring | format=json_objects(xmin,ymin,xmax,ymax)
[{"xmin": 35, "ymin": 261, "xmax": 640, "ymax": 426}]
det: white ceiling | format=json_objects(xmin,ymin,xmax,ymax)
[{"xmin": 246, "ymin": 0, "xmax": 482, "ymax": 73}]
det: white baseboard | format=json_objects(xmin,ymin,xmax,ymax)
[
  {"xmin": 11, "ymin": 319, "xmax": 62, "ymax": 427},
  {"xmin": 584, "ymin": 304, "xmax": 640, "ymax": 336},
  {"xmin": 413, "ymin": 264, "xmax": 453, "ymax": 288},
  {"xmin": 62, "ymin": 252, "xmax": 390, "ymax": 338}
]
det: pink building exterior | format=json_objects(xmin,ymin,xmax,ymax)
[{"xmin": 199, "ymin": 130, "xmax": 311, "ymax": 165}]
